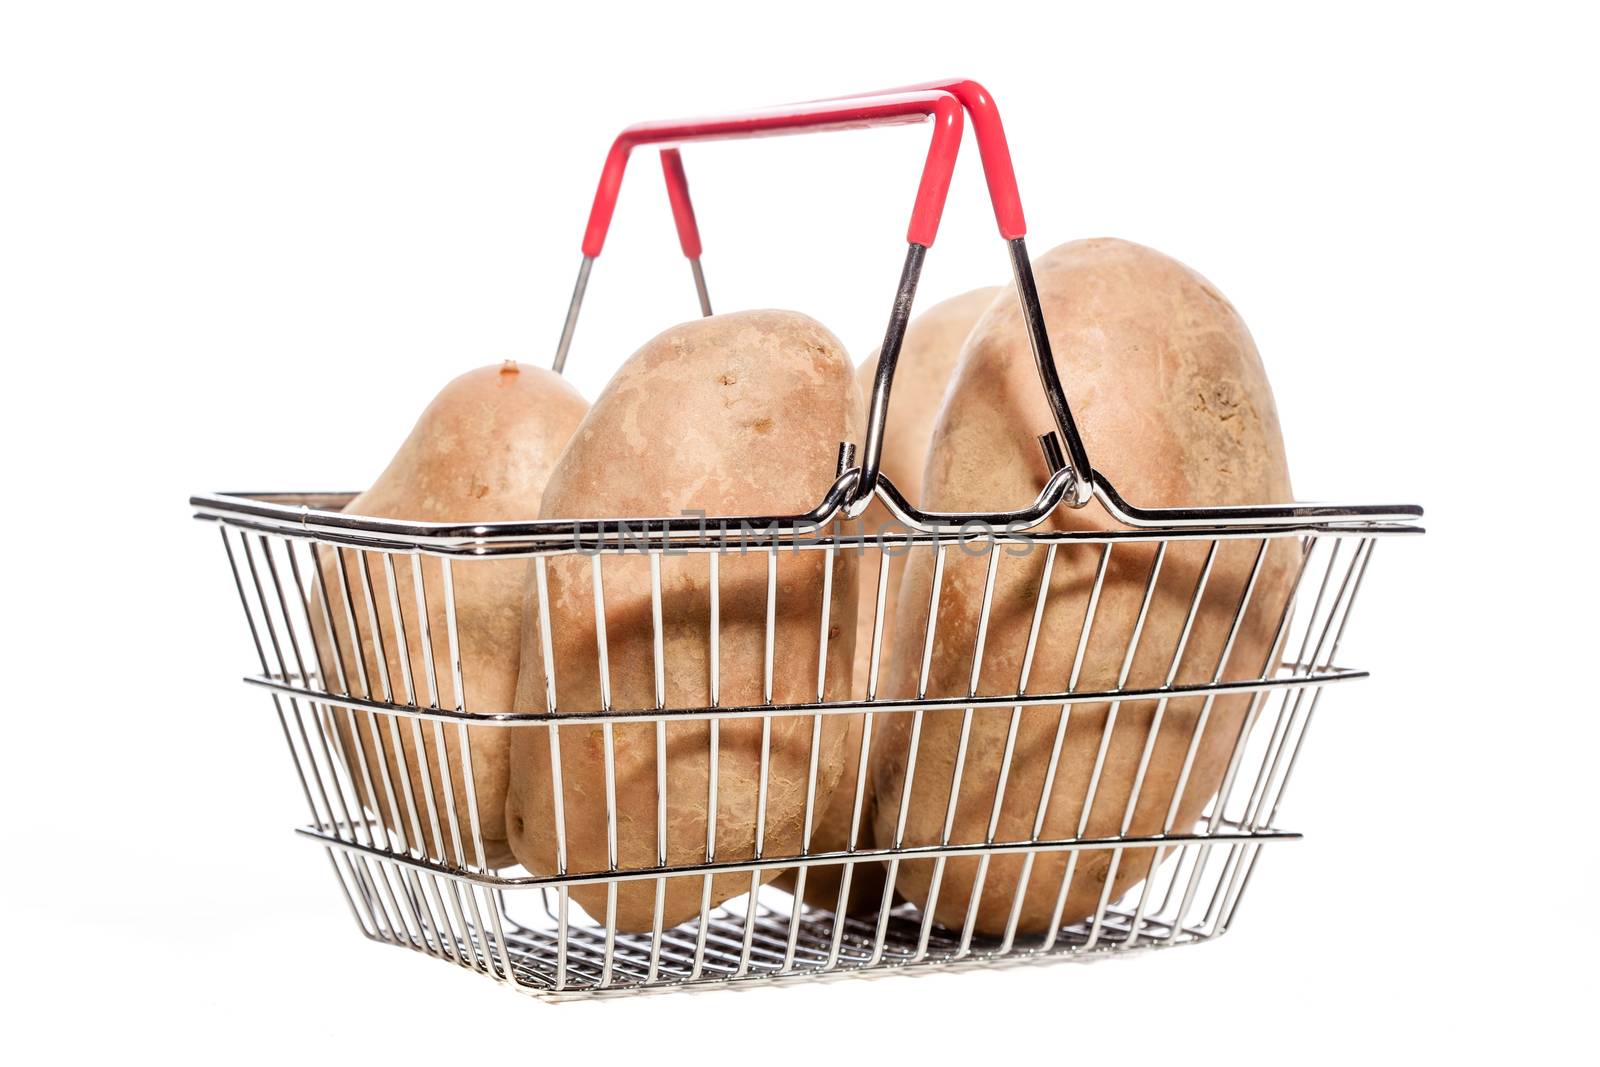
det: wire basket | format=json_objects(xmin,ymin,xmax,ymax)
[{"xmin": 190, "ymin": 80, "xmax": 1422, "ymax": 1000}]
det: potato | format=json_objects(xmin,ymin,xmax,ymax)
[
  {"xmin": 771, "ymin": 711, "xmax": 879, "ymax": 913},
  {"xmin": 776, "ymin": 287, "xmax": 1002, "ymax": 914},
  {"xmin": 870, "ymin": 239, "xmax": 1297, "ymax": 937},
  {"xmin": 850, "ymin": 287, "xmax": 1003, "ymax": 697},
  {"xmin": 505, "ymin": 310, "xmax": 862, "ymax": 932},
  {"xmin": 312, "ymin": 362, "xmax": 587, "ymax": 869}
]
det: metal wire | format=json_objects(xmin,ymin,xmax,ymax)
[{"xmin": 198, "ymin": 478, "xmax": 1418, "ymax": 999}]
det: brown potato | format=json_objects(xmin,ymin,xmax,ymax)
[
  {"xmin": 771, "ymin": 711, "xmax": 880, "ymax": 913},
  {"xmin": 850, "ymin": 287, "xmax": 1004, "ymax": 697},
  {"xmin": 505, "ymin": 310, "xmax": 862, "ymax": 932},
  {"xmin": 871, "ymin": 239, "xmax": 1297, "ymax": 937},
  {"xmin": 312, "ymin": 362, "xmax": 587, "ymax": 869},
  {"xmin": 777, "ymin": 287, "xmax": 1002, "ymax": 914}
]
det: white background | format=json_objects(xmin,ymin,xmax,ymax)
[{"xmin": 3, "ymin": 1, "xmax": 1595, "ymax": 1060}]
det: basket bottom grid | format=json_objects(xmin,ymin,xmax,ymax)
[
  {"xmin": 498, "ymin": 900, "xmax": 1196, "ymax": 991},
  {"xmin": 325, "ymin": 838, "xmax": 1267, "ymax": 999}
]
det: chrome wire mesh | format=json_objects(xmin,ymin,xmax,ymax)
[{"xmin": 201, "ymin": 491, "xmax": 1412, "ymax": 999}]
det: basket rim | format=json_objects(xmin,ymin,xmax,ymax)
[{"xmin": 189, "ymin": 470, "xmax": 1424, "ymax": 555}]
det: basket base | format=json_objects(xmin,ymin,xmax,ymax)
[
  {"xmin": 509, "ymin": 901, "xmax": 1216, "ymax": 1001},
  {"xmin": 337, "ymin": 867, "xmax": 1235, "ymax": 1001}
]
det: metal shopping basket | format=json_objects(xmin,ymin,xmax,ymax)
[{"xmin": 190, "ymin": 80, "xmax": 1423, "ymax": 999}]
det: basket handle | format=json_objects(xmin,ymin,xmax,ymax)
[
  {"xmin": 655, "ymin": 78, "xmax": 1029, "ymax": 258},
  {"xmin": 552, "ymin": 81, "xmax": 1096, "ymax": 513},
  {"xmin": 578, "ymin": 91, "xmax": 964, "ymax": 260},
  {"xmin": 836, "ymin": 79, "xmax": 1093, "ymax": 508}
]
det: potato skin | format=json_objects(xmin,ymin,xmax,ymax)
[
  {"xmin": 312, "ymin": 362, "xmax": 587, "ymax": 869},
  {"xmin": 771, "ymin": 710, "xmax": 881, "ymax": 913},
  {"xmin": 850, "ymin": 287, "xmax": 1003, "ymax": 698},
  {"xmin": 776, "ymin": 288, "xmax": 1002, "ymax": 915},
  {"xmin": 505, "ymin": 310, "xmax": 862, "ymax": 933},
  {"xmin": 870, "ymin": 239, "xmax": 1297, "ymax": 937}
]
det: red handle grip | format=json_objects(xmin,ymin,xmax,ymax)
[
  {"xmin": 838, "ymin": 79, "xmax": 1027, "ymax": 240},
  {"xmin": 580, "ymin": 91, "xmax": 964, "ymax": 258},
  {"xmin": 658, "ymin": 149, "xmax": 702, "ymax": 259}
]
